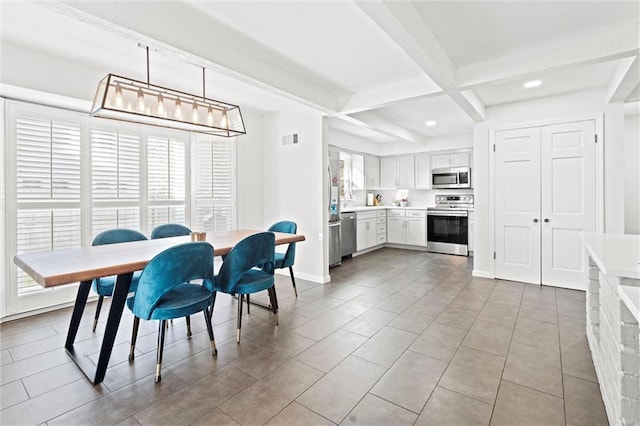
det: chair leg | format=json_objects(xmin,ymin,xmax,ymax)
[
  {"xmin": 155, "ymin": 320, "xmax": 167, "ymax": 383},
  {"xmin": 203, "ymin": 309, "xmax": 217, "ymax": 355},
  {"xmin": 186, "ymin": 315, "xmax": 192, "ymax": 337},
  {"xmin": 208, "ymin": 291, "xmax": 217, "ymax": 321},
  {"xmin": 267, "ymin": 287, "xmax": 279, "ymax": 326},
  {"xmin": 129, "ymin": 316, "xmax": 140, "ymax": 361},
  {"xmin": 246, "ymin": 294, "xmax": 250, "ymax": 315},
  {"xmin": 92, "ymin": 296, "xmax": 104, "ymax": 332},
  {"xmin": 289, "ymin": 266, "xmax": 298, "ymax": 297},
  {"xmin": 236, "ymin": 294, "xmax": 244, "ymax": 343}
]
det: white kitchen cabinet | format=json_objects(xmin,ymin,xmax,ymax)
[
  {"xmin": 415, "ymin": 154, "xmax": 431, "ymax": 189},
  {"xmin": 396, "ymin": 156, "xmax": 415, "ymax": 188},
  {"xmin": 356, "ymin": 211, "xmax": 378, "ymax": 251},
  {"xmin": 380, "ymin": 157, "xmax": 397, "ymax": 189},
  {"xmin": 365, "ymin": 155, "xmax": 380, "ymax": 188},
  {"xmin": 377, "ymin": 210, "xmax": 387, "ymax": 245},
  {"xmin": 352, "ymin": 153, "xmax": 365, "ymax": 190},
  {"xmin": 386, "ymin": 210, "xmax": 426, "ymax": 246},
  {"xmin": 431, "ymin": 152, "xmax": 470, "ymax": 169}
]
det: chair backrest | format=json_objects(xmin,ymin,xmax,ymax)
[
  {"xmin": 131, "ymin": 242, "xmax": 215, "ymax": 320},
  {"xmin": 268, "ymin": 221, "xmax": 297, "ymax": 267},
  {"xmin": 151, "ymin": 223, "xmax": 191, "ymax": 239},
  {"xmin": 92, "ymin": 228, "xmax": 147, "ymax": 246},
  {"xmin": 216, "ymin": 232, "xmax": 275, "ymax": 294}
]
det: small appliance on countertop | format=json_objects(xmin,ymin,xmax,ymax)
[{"xmin": 427, "ymin": 195, "xmax": 474, "ymax": 256}]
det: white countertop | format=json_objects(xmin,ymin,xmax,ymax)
[
  {"xmin": 581, "ymin": 232, "xmax": 640, "ymax": 280},
  {"xmin": 341, "ymin": 206, "xmax": 432, "ymax": 213}
]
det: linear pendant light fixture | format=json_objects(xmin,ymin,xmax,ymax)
[{"xmin": 90, "ymin": 46, "xmax": 246, "ymax": 137}]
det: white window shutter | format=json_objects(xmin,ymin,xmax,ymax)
[{"xmin": 194, "ymin": 138, "xmax": 234, "ymax": 232}]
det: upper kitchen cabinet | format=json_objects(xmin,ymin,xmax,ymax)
[
  {"xmin": 365, "ymin": 155, "xmax": 380, "ymax": 188},
  {"xmin": 352, "ymin": 153, "xmax": 364, "ymax": 190},
  {"xmin": 380, "ymin": 157, "xmax": 397, "ymax": 189},
  {"xmin": 415, "ymin": 154, "xmax": 431, "ymax": 189},
  {"xmin": 380, "ymin": 156, "xmax": 415, "ymax": 189},
  {"xmin": 431, "ymin": 152, "xmax": 470, "ymax": 169},
  {"xmin": 340, "ymin": 151, "xmax": 365, "ymax": 193}
]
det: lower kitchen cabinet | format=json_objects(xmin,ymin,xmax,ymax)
[
  {"xmin": 356, "ymin": 211, "xmax": 378, "ymax": 251},
  {"xmin": 387, "ymin": 210, "xmax": 426, "ymax": 246}
]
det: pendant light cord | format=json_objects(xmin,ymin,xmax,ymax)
[
  {"xmin": 146, "ymin": 46, "xmax": 150, "ymax": 85},
  {"xmin": 202, "ymin": 67, "xmax": 206, "ymax": 100}
]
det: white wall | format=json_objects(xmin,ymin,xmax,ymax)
[
  {"xmin": 235, "ymin": 109, "xmax": 265, "ymax": 229},
  {"xmin": 624, "ymin": 113, "xmax": 640, "ymax": 234},
  {"xmin": 377, "ymin": 133, "xmax": 473, "ymax": 156},
  {"xmin": 262, "ymin": 107, "xmax": 326, "ymax": 283},
  {"xmin": 327, "ymin": 128, "xmax": 380, "ymax": 155},
  {"xmin": 473, "ymin": 88, "xmax": 626, "ymax": 278}
]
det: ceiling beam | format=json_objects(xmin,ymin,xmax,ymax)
[
  {"xmin": 355, "ymin": 0, "xmax": 485, "ymax": 123},
  {"xmin": 457, "ymin": 23, "xmax": 640, "ymax": 90},
  {"xmin": 338, "ymin": 111, "xmax": 425, "ymax": 144},
  {"xmin": 607, "ymin": 56, "xmax": 639, "ymax": 103}
]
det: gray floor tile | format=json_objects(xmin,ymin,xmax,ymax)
[
  {"xmin": 387, "ymin": 308, "xmax": 435, "ymax": 334},
  {"xmin": 341, "ymin": 393, "xmax": 417, "ymax": 426},
  {"xmin": 296, "ymin": 356, "xmax": 386, "ymax": 424},
  {"xmin": 558, "ymin": 314, "xmax": 587, "ymax": 343},
  {"xmin": 21, "ymin": 362, "xmax": 86, "ymax": 398},
  {"xmin": 513, "ymin": 316, "xmax": 560, "ymax": 352},
  {"xmin": 409, "ymin": 322, "xmax": 466, "ymax": 363},
  {"xmin": 462, "ymin": 319, "xmax": 513, "ymax": 357},
  {"xmin": 0, "ymin": 348, "xmax": 70, "ymax": 386},
  {"xmin": 439, "ymin": 346, "xmax": 505, "ymax": 405},
  {"xmin": 295, "ymin": 329, "xmax": 368, "ymax": 373},
  {"xmin": 370, "ymin": 351, "xmax": 447, "ymax": 413},
  {"xmin": 476, "ymin": 302, "xmax": 520, "ymax": 325},
  {"xmin": 341, "ymin": 309, "xmax": 397, "ymax": 338},
  {"xmin": 560, "ymin": 338, "xmax": 598, "ymax": 383},
  {"xmin": 563, "ymin": 374, "xmax": 608, "ymax": 426},
  {"xmin": 415, "ymin": 386, "xmax": 493, "ymax": 426},
  {"xmin": 0, "ymin": 380, "xmax": 29, "ymax": 410},
  {"xmin": 503, "ymin": 342, "xmax": 563, "ymax": 397},
  {"xmin": 0, "ymin": 350, "xmax": 12, "ymax": 367},
  {"xmin": 491, "ymin": 380, "xmax": 565, "ymax": 426},
  {"xmin": 265, "ymin": 402, "xmax": 334, "ymax": 426},
  {"xmin": 293, "ymin": 311, "xmax": 354, "ymax": 341},
  {"xmin": 220, "ymin": 359, "xmax": 323, "ymax": 426},
  {"xmin": 434, "ymin": 306, "xmax": 478, "ymax": 329},
  {"xmin": 190, "ymin": 408, "xmax": 242, "ymax": 426},
  {"xmin": 352, "ymin": 326, "xmax": 417, "ymax": 368}
]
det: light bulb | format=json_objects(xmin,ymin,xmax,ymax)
[
  {"xmin": 221, "ymin": 111, "xmax": 228, "ymax": 129},
  {"xmin": 524, "ymin": 80, "xmax": 542, "ymax": 88},
  {"xmin": 191, "ymin": 101, "xmax": 199, "ymax": 123},
  {"xmin": 137, "ymin": 88, "xmax": 145, "ymax": 112},
  {"xmin": 157, "ymin": 93, "xmax": 166, "ymax": 116},
  {"xmin": 206, "ymin": 106, "xmax": 214, "ymax": 126},
  {"xmin": 114, "ymin": 83, "xmax": 123, "ymax": 108},
  {"xmin": 174, "ymin": 98, "xmax": 183, "ymax": 119}
]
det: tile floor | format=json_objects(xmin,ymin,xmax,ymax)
[{"xmin": 0, "ymin": 248, "xmax": 609, "ymax": 425}]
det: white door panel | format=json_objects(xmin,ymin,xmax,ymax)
[
  {"xmin": 541, "ymin": 121, "xmax": 596, "ymax": 289},
  {"xmin": 495, "ymin": 127, "xmax": 541, "ymax": 284}
]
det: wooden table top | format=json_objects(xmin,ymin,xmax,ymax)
[{"xmin": 13, "ymin": 229, "xmax": 305, "ymax": 288}]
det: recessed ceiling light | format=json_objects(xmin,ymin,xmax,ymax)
[
  {"xmin": 524, "ymin": 80, "xmax": 542, "ymax": 88},
  {"xmin": 425, "ymin": 120, "xmax": 437, "ymax": 127}
]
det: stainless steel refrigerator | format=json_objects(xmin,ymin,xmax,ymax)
[{"xmin": 328, "ymin": 151, "xmax": 341, "ymax": 267}]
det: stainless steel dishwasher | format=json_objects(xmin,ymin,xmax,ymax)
[{"xmin": 340, "ymin": 211, "xmax": 357, "ymax": 257}]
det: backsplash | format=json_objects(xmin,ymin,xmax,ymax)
[{"xmin": 349, "ymin": 188, "xmax": 473, "ymax": 208}]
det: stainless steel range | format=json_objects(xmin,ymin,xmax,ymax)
[{"xmin": 427, "ymin": 195, "xmax": 474, "ymax": 256}]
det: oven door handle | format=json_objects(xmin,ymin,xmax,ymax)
[{"xmin": 427, "ymin": 211, "xmax": 468, "ymax": 217}]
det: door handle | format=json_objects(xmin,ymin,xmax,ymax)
[
  {"xmin": 544, "ymin": 218, "xmax": 550, "ymax": 223},
  {"xmin": 533, "ymin": 218, "xmax": 539, "ymax": 223}
]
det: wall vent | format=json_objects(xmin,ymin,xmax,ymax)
[{"xmin": 282, "ymin": 133, "xmax": 299, "ymax": 146}]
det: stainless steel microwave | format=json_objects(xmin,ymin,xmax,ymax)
[{"xmin": 431, "ymin": 167, "xmax": 471, "ymax": 189}]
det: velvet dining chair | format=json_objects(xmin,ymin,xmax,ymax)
[
  {"xmin": 150, "ymin": 223, "xmax": 193, "ymax": 334},
  {"xmin": 150, "ymin": 223, "xmax": 191, "ymax": 239},
  {"xmin": 267, "ymin": 221, "xmax": 298, "ymax": 296},
  {"xmin": 213, "ymin": 232, "xmax": 277, "ymax": 343},
  {"xmin": 126, "ymin": 241, "xmax": 217, "ymax": 383},
  {"xmin": 91, "ymin": 229, "xmax": 148, "ymax": 332}
]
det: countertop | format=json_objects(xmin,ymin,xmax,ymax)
[
  {"xmin": 581, "ymin": 232, "xmax": 640, "ymax": 280},
  {"xmin": 341, "ymin": 206, "xmax": 432, "ymax": 213}
]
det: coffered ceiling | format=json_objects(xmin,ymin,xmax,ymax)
[{"xmin": 1, "ymin": 1, "xmax": 639, "ymax": 145}]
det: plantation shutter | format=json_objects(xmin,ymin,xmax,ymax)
[
  {"xmin": 194, "ymin": 138, "xmax": 234, "ymax": 232},
  {"xmin": 147, "ymin": 135, "xmax": 186, "ymax": 231}
]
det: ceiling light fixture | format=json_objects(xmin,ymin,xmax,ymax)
[
  {"xmin": 524, "ymin": 80, "xmax": 542, "ymax": 89},
  {"xmin": 425, "ymin": 120, "xmax": 437, "ymax": 127},
  {"xmin": 91, "ymin": 46, "xmax": 246, "ymax": 137}
]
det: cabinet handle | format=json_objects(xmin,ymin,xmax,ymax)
[
  {"xmin": 533, "ymin": 218, "xmax": 539, "ymax": 223},
  {"xmin": 544, "ymin": 218, "xmax": 550, "ymax": 223}
]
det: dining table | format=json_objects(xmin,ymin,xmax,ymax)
[{"xmin": 13, "ymin": 229, "xmax": 305, "ymax": 385}]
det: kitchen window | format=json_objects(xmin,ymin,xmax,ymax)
[{"xmin": 3, "ymin": 100, "xmax": 236, "ymax": 316}]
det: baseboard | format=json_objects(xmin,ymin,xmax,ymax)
[
  {"xmin": 472, "ymin": 270, "xmax": 494, "ymax": 279},
  {"xmin": 275, "ymin": 269, "xmax": 326, "ymax": 284}
]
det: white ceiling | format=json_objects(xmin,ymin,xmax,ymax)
[{"xmin": 1, "ymin": 1, "xmax": 639, "ymax": 145}]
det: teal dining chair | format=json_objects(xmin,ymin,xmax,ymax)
[
  {"xmin": 91, "ymin": 229, "xmax": 148, "ymax": 332},
  {"xmin": 151, "ymin": 223, "xmax": 193, "ymax": 335},
  {"xmin": 150, "ymin": 223, "xmax": 191, "ymax": 239},
  {"xmin": 126, "ymin": 242, "xmax": 217, "ymax": 383},
  {"xmin": 268, "ymin": 221, "xmax": 298, "ymax": 296},
  {"xmin": 213, "ymin": 232, "xmax": 277, "ymax": 343}
]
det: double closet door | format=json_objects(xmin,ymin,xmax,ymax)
[{"xmin": 494, "ymin": 120, "xmax": 596, "ymax": 290}]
